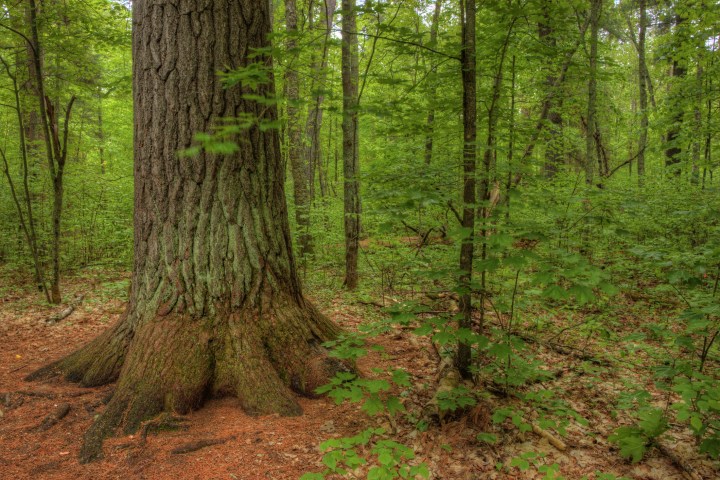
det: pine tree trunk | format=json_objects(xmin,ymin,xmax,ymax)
[{"xmin": 28, "ymin": 0, "xmax": 341, "ymax": 463}]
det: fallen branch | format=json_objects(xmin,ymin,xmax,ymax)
[
  {"xmin": 44, "ymin": 294, "xmax": 84, "ymax": 324},
  {"xmin": 170, "ymin": 436, "xmax": 236, "ymax": 455},
  {"xmin": 532, "ymin": 423, "xmax": 566, "ymax": 451},
  {"xmin": 656, "ymin": 442, "xmax": 703, "ymax": 480},
  {"xmin": 9, "ymin": 361, "xmax": 32, "ymax": 373},
  {"xmin": 33, "ymin": 403, "xmax": 70, "ymax": 432},
  {"xmin": 424, "ymin": 358, "xmax": 464, "ymax": 424},
  {"xmin": 512, "ymin": 332, "xmax": 610, "ymax": 366}
]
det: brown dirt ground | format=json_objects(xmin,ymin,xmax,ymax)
[{"xmin": 1, "ymin": 273, "xmax": 718, "ymax": 479}]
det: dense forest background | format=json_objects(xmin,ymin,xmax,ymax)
[{"xmin": 2, "ymin": 0, "xmax": 720, "ymax": 478}]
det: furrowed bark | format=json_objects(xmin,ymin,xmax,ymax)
[{"xmin": 29, "ymin": 0, "xmax": 343, "ymax": 463}]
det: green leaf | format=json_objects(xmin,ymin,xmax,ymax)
[
  {"xmin": 363, "ymin": 395, "xmax": 385, "ymax": 415},
  {"xmin": 690, "ymin": 415, "xmax": 703, "ymax": 432},
  {"xmin": 299, "ymin": 473, "xmax": 325, "ymax": 480},
  {"xmin": 476, "ymin": 432, "xmax": 498, "ymax": 444},
  {"xmin": 509, "ymin": 457, "xmax": 530, "ymax": 471},
  {"xmin": 609, "ymin": 428, "xmax": 647, "ymax": 463}
]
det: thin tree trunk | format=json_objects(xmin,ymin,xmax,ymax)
[
  {"xmin": 637, "ymin": 0, "xmax": 648, "ymax": 184},
  {"xmin": 505, "ymin": 55, "xmax": 516, "ymax": 221},
  {"xmin": 691, "ymin": 64, "xmax": 703, "ymax": 184},
  {"xmin": 29, "ymin": 0, "xmax": 70, "ymax": 305},
  {"xmin": 423, "ymin": 0, "xmax": 441, "ymax": 165},
  {"xmin": 703, "ymin": 44, "xmax": 714, "ymax": 189},
  {"xmin": 285, "ymin": 0, "xmax": 313, "ymax": 258},
  {"xmin": 305, "ymin": 0, "xmax": 336, "ymax": 199},
  {"xmin": 456, "ymin": 0, "xmax": 476, "ymax": 379},
  {"xmin": 513, "ymin": 13, "xmax": 591, "ymax": 186},
  {"xmin": 0, "ymin": 56, "xmax": 49, "ymax": 302},
  {"xmin": 342, "ymin": 0, "xmax": 360, "ymax": 290},
  {"xmin": 665, "ymin": 13, "xmax": 686, "ymax": 173},
  {"xmin": 98, "ymin": 92, "xmax": 106, "ymax": 174},
  {"xmin": 585, "ymin": 0, "xmax": 601, "ymax": 186},
  {"xmin": 481, "ymin": 16, "xmax": 516, "ymax": 212},
  {"xmin": 539, "ymin": 0, "xmax": 563, "ymax": 178}
]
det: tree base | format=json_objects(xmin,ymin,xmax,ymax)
[{"xmin": 29, "ymin": 295, "xmax": 344, "ymax": 463}]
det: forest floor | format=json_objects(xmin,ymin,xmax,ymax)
[{"xmin": 1, "ymin": 270, "xmax": 719, "ymax": 480}]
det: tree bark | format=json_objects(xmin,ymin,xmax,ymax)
[
  {"xmin": 456, "ymin": 0, "xmax": 476, "ymax": 379},
  {"xmin": 665, "ymin": 13, "xmax": 686, "ymax": 173},
  {"xmin": 538, "ymin": 0, "xmax": 563, "ymax": 178},
  {"xmin": 29, "ymin": 0, "xmax": 341, "ymax": 463},
  {"xmin": 637, "ymin": 0, "xmax": 648, "ymax": 184},
  {"xmin": 342, "ymin": 0, "xmax": 361, "ymax": 290},
  {"xmin": 585, "ymin": 0, "xmax": 601, "ymax": 185},
  {"xmin": 284, "ymin": 0, "xmax": 313, "ymax": 258}
]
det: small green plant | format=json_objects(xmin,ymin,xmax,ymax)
[
  {"xmin": 500, "ymin": 451, "xmax": 563, "ymax": 479},
  {"xmin": 608, "ymin": 407, "xmax": 668, "ymax": 463},
  {"xmin": 300, "ymin": 428, "xmax": 429, "ymax": 480}
]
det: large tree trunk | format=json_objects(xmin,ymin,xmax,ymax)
[
  {"xmin": 28, "ymin": 0, "xmax": 341, "ymax": 463},
  {"xmin": 342, "ymin": 0, "xmax": 361, "ymax": 290}
]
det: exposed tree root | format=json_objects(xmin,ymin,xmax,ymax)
[
  {"xmin": 26, "ymin": 313, "xmax": 133, "ymax": 387},
  {"xmin": 139, "ymin": 413, "xmax": 188, "ymax": 444},
  {"xmin": 170, "ymin": 435, "xmax": 236, "ymax": 455},
  {"xmin": 29, "ymin": 295, "xmax": 344, "ymax": 464},
  {"xmin": 32, "ymin": 403, "xmax": 70, "ymax": 432},
  {"xmin": 656, "ymin": 442, "xmax": 704, "ymax": 480}
]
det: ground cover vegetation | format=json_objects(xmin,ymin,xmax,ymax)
[{"xmin": 1, "ymin": 0, "xmax": 720, "ymax": 478}]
